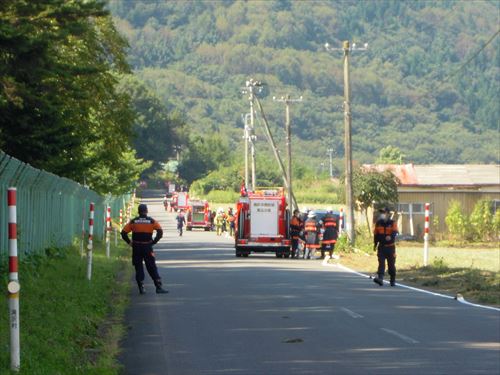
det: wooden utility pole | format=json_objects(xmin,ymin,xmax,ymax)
[
  {"xmin": 325, "ymin": 40, "xmax": 367, "ymax": 243},
  {"xmin": 274, "ymin": 94, "xmax": 303, "ymax": 212},
  {"xmin": 343, "ymin": 40, "xmax": 355, "ymax": 243}
]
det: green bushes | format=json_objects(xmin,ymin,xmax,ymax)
[
  {"xmin": 445, "ymin": 199, "xmax": 499, "ymax": 242},
  {"xmin": 470, "ymin": 199, "xmax": 496, "ymax": 241},
  {"xmin": 445, "ymin": 201, "xmax": 469, "ymax": 241}
]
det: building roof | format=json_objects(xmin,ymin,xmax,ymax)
[{"xmin": 363, "ymin": 164, "xmax": 500, "ymax": 187}]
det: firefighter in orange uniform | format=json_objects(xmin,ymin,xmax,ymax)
[
  {"xmin": 321, "ymin": 208, "xmax": 338, "ymax": 258},
  {"xmin": 121, "ymin": 204, "xmax": 168, "ymax": 294},
  {"xmin": 289, "ymin": 209, "xmax": 303, "ymax": 258},
  {"xmin": 373, "ymin": 207, "xmax": 399, "ymax": 287},
  {"xmin": 304, "ymin": 211, "xmax": 320, "ymax": 259}
]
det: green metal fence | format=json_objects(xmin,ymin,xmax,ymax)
[{"xmin": 0, "ymin": 151, "xmax": 131, "ymax": 257}]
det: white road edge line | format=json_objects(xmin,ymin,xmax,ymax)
[
  {"xmin": 341, "ymin": 307, "xmax": 364, "ymax": 319},
  {"xmin": 322, "ymin": 257, "xmax": 500, "ymax": 312},
  {"xmin": 381, "ymin": 328, "xmax": 419, "ymax": 344}
]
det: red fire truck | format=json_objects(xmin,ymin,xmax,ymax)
[
  {"xmin": 234, "ymin": 189, "xmax": 291, "ymax": 258},
  {"xmin": 186, "ymin": 200, "xmax": 211, "ymax": 231},
  {"xmin": 172, "ymin": 191, "xmax": 189, "ymax": 212}
]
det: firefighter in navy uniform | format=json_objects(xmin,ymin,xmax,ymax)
[
  {"xmin": 289, "ymin": 209, "xmax": 303, "ymax": 259},
  {"xmin": 304, "ymin": 211, "xmax": 320, "ymax": 259},
  {"xmin": 321, "ymin": 208, "xmax": 338, "ymax": 258},
  {"xmin": 121, "ymin": 204, "xmax": 168, "ymax": 294},
  {"xmin": 373, "ymin": 207, "xmax": 399, "ymax": 287}
]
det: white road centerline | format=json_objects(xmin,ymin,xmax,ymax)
[
  {"xmin": 381, "ymin": 328, "xmax": 419, "ymax": 344},
  {"xmin": 341, "ymin": 307, "xmax": 364, "ymax": 319}
]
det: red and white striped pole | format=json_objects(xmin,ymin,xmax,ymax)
[
  {"xmin": 339, "ymin": 208, "xmax": 344, "ymax": 234},
  {"xmin": 119, "ymin": 209, "xmax": 123, "ymax": 228},
  {"xmin": 87, "ymin": 202, "xmax": 94, "ymax": 280},
  {"xmin": 106, "ymin": 206, "xmax": 111, "ymax": 258},
  {"xmin": 8, "ymin": 187, "xmax": 20, "ymax": 371},
  {"xmin": 424, "ymin": 203, "xmax": 430, "ymax": 266}
]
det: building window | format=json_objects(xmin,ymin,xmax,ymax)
[
  {"xmin": 397, "ymin": 203, "xmax": 426, "ymax": 214},
  {"xmin": 493, "ymin": 200, "xmax": 500, "ymax": 214},
  {"xmin": 412, "ymin": 203, "xmax": 424, "ymax": 213},
  {"xmin": 397, "ymin": 203, "xmax": 410, "ymax": 213}
]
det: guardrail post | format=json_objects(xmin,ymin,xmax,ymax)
[
  {"xmin": 8, "ymin": 187, "xmax": 21, "ymax": 371},
  {"xmin": 87, "ymin": 202, "xmax": 94, "ymax": 280},
  {"xmin": 424, "ymin": 203, "xmax": 430, "ymax": 266},
  {"xmin": 106, "ymin": 206, "xmax": 111, "ymax": 258}
]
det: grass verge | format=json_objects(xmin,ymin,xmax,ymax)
[
  {"xmin": 332, "ymin": 244, "xmax": 500, "ymax": 306},
  {"xmin": 0, "ymin": 241, "xmax": 132, "ymax": 374}
]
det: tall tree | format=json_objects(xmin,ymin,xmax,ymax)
[
  {"xmin": 0, "ymin": 0, "xmax": 143, "ymax": 193},
  {"xmin": 376, "ymin": 146, "xmax": 406, "ymax": 164},
  {"xmin": 352, "ymin": 167, "xmax": 399, "ymax": 234},
  {"xmin": 117, "ymin": 76, "xmax": 182, "ymax": 175}
]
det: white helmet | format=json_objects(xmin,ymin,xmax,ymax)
[{"xmin": 307, "ymin": 211, "xmax": 316, "ymax": 218}]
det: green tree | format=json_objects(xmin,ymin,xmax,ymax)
[
  {"xmin": 376, "ymin": 146, "xmax": 406, "ymax": 164},
  {"xmin": 0, "ymin": 0, "xmax": 143, "ymax": 194},
  {"xmin": 117, "ymin": 76, "xmax": 182, "ymax": 175},
  {"xmin": 351, "ymin": 167, "xmax": 399, "ymax": 234},
  {"xmin": 178, "ymin": 133, "xmax": 230, "ymax": 184}
]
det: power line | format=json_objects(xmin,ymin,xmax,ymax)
[{"xmin": 441, "ymin": 28, "xmax": 500, "ymax": 86}]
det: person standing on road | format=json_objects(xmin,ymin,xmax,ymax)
[
  {"xmin": 215, "ymin": 209, "xmax": 224, "ymax": 236},
  {"xmin": 289, "ymin": 209, "xmax": 303, "ymax": 259},
  {"xmin": 176, "ymin": 209, "xmax": 186, "ymax": 236},
  {"xmin": 228, "ymin": 208, "xmax": 235, "ymax": 237},
  {"xmin": 121, "ymin": 204, "xmax": 168, "ymax": 294},
  {"xmin": 373, "ymin": 207, "xmax": 399, "ymax": 287},
  {"xmin": 321, "ymin": 208, "xmax": 338, "ymax": 259},
  {"xmin": 304, "ymin": 211, "xmax": 320, "ymax": 259}
]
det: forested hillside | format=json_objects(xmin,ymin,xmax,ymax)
[{"xmin": 108, "ymin": 0, "xmax": 499, "ymax": 175}]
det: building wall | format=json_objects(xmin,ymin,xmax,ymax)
[{"xmin": 397, "ymin": 189, "xmax": 500, "ymax": 238}]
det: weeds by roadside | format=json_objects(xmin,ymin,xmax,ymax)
[
  {"xmin": 333, "ymin": 244, "xmax": 500, "ymax": 306},
  {"xmin": 0, "ymin": 242, "xmax": 132, "ymax": 375}
]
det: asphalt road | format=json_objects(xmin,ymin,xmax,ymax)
[{"xmin": 119, "ymin": 194, "xmax": 500, "ymax": 375}]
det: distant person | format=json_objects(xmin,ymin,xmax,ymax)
[
  {"xmin": 321, "ymin": 208, "xmax": 338, "ymax": 259},
  {"xmin": 121, "ymin": 204, "xmax": 168, "ymax": 294},
  {"xmin": 176, "ymin": 209, "xmax": 186, "ymax": 236},
  {"xmin": 210, "ymin": 210, "xmax": 216, "ymax": 231},
  {"xmin": 304, "ymin": 211, "xmax": 320, "ymax": 259},
  {"xmin": 289, "ymin": 209, "xmax": 304, "ymax": 259},
  {"xmin": 215, "ymin": 209, "xmax": 224, "ymax": 236},
  {"xmin": 373, "ymin": 207, "xmax": 399, "ymax": 286},
  {"xmin": 228, "ymin": 208, "xmax": 235, "ymax": 237}
]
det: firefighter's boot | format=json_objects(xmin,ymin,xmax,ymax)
[
  {"xmin": 137, "ymin": 281, "xmax": 145, "ymax": 294},
  {"xmin": 154, "ymin": 280, "xmax": 168, "ymax": 294},
  {"xmin": 390, "ymin": 277, "xmax": 396, "ymax": 287},
  {"xmin": 373, "ymin": 275, "xmax": 384, "ymax": 286}
]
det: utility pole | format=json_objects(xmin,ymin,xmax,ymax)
[
  {"xmin": 325, "ymin": 40, "xmax": 368, "ymax": 244},
  {"xmin": 253, "ymin": 96, "xmax": 299, "ymax": 209},
  {"xmin": 327, "ymin": 148, "xmax": 334, "ymax": 178},
  {"xmin": 173, "ymin": 145, "xmax": 181, "ymax": 162},
  {"xmin": 241, "ymin": 113, "xmax": 251, "ymax": 190},
  {"xmin": 242, "ymin": 79, "xmax": 262, "ymax": 191},
  {"xmin": 273, "ymin": 94, "xmax": 303, "ymax": 212}
]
